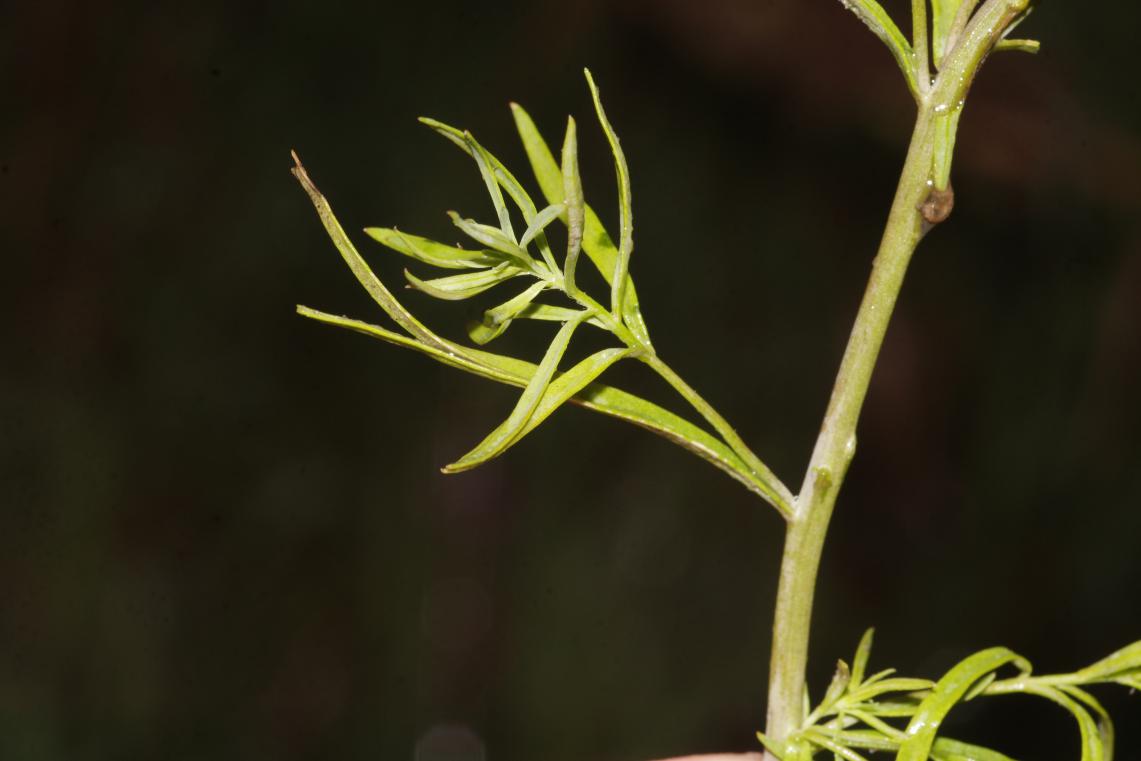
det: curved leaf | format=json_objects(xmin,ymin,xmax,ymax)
[
  {"xmin": 561, "ymin": 116, "xmax": 585, "ymax": 295},
  {"xmin": 851, "ymin": 628, "xmax": 876, "ymax": 687},
  {"xmin": 1022, "ymin": 685, "xmax": 1106, "ymax": 761},
  {"xmin": 931, "ymin": 0, "xmax": 966, "ymax": 69},
  {"xmin": 443, "ymin": 312, "xmax": 589, "ymax": 472},
  {"xmin": 510, "ymin": 102, "xmax": 653, "ymax": 347},
  {"xmin": 519, "ymin": 203, "xmax": 565, "ymax": 250},
  {"xmin": 1074, "ymin": 640, "xmax": 1141, "ymax": 686},
  {"xmin": 896, "ymin": 648, "xmax": 1029, "ymax": 761},
  {"xmin": 420, "ymin": 116, "xmax": 559, "ymax": 277},
  {"xmin": 468, "ymin": 280, "xmax": 550, "ymax": 344},
  {"xmin": 404, "ymin": 262, "xmax": 524, "ymax": 301},
  {"xmin": 448, "ymin": 212, "xmax": 532, "ymax": 266},
  {"xmin": 583, "ymin": 69, "xmax": 634, "ymax": 320},
  {"xmin": 931, "ymin": 737, "xmax": 1018, "ymax": 761},
  {"xmin": 365, "ymin": 227, "xmax": 500, "ymax": 270},
  {"xmin": 836, "ymin": 0, "xmax": 918, "ymax": 97}
]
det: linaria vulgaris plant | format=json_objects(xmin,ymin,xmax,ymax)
[{"xmin": 292, "ymin": 1, "xmax": 1139, "ymax": 758}]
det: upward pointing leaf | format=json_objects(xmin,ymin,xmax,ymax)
[
  {"xmin": 851, "ymin": 628, "xmax": 876, "ymax": 687},
  {"xmin": 583, "ymin": 69, "xmax": 634, "ymax": 320},
  {"xmin": 510, "ymin": 102, "xmax": 653, "ymax": 347},
  {"xmin": 836, "ymin": 0, "xmax": 919, "ymax": 98},
  {"xmin": 443, "ymin": 311, "xmax": 589, "ymax": 473},
  {"xmin": 467, "ymin": 280, "xmax": 550, "ymax": 345},
  {"xmin": 1074, "ymin": 640, "xmax": 1141, "ymax": 686},
  {"xmin": 561, "ymin": 116, "xmax": 585, "ymax": 296},
  {"xmin": 931, "ymin": 0, "xmax": 966, "ymax": 69}
]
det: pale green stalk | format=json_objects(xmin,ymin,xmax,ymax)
[{"xmin": 762, "ymin": 2, "xmax": 1031, "ymax": 753}]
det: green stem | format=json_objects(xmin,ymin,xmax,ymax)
[{"xmin": 763, "ymin": 107, "xmax": 937, "ymax": 755}]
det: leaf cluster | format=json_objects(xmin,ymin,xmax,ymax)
[
  {"xmin": 759, "ymin": 631, "xmax": 1141, "ymax": 761},
  {"xmin": 293, "ymin": 71, "xmax": 793, "ymax": 515}
]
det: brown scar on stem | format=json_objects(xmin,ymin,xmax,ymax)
[{"xmin": 920, "ymin": 183, "xmax": 955, "ymax": 225}]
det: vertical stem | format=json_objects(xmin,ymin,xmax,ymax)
[
  {"xmin": 762, "ymin": 109, "xmax": 937, "ymax": 755},
  {"xmin": 912, "ymin": 0, "xmax": 931, "ymax": 92}
]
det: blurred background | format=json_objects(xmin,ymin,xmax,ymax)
[{"xmin": 3, "ymin": 0, "xmax": 1139, "ymax": 759}]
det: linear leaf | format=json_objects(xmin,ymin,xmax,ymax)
[
  {"xmin": 421, "ymin": 116, "xmax": 561, "ymax": 273},
  {"xmin": 295, "ymin": 306, "xmax": 781, "ymax": 507},
  {"xmin": 851, "ymin": 629, "xmax": 876, "ymax": 687},
  {"xmin": 448, "ymin": 212, "xmax": 533, "ymax": 266},
  {"xmin": 514, "ymin": 347, "xmax": 631, "ymax": 441},
  {"xmin": 1059, "ymin": 686, "xmax": 1114, "ymax": 761},
  {"xmin": 837, "ymin": 0, "xmax": 919, "ymax": 97},
  {"xmin": 995, "ymin": 38, "xmax": 1040, "ymax": 53},
  {"xmin": 931, "ymin": 0, "xmax": 966, "ymax": 69},
  {"xmin": 1073, "ymin": 640, "xmax": 1141, "ymax": 685},
  {"xmin": 519, "ymin": 303, "xmax": 607, "ymax": 328},
  {"xmin": 583, "ymin": 69, "xmax": 635, "ymax": 321},
  {"xmin": 468, "ymin": 280, "xmax": 549, "ymax": 345},
  {"xmin": 931, "ymin": 737, "xmax": 1018, "ymax": 761},
  {"xmin": 510, "ymin": 102, "xmax": 653, "ymax": 347},
  {"xmin": 896, "ymin": 648, "xmax": 1030, "ymax": 761},
  {"xmin": 443, "ymin": 312, "xmax": 589, "ymax": 472},
  {"xmin": 404, "ymin": 262, "xmax": 524, "ymax": 301},
  {"xmin": 562, "ymin": 116, "xmax": 585, "ymax": 295},
  {"xmin": 850, "ymin": 677, "xmax": 934, "ymax": 703},
  {"xmin": 1021, "ymin": 685, "xmax": 1106, "ymax": 761},
  {"xmin": 465, "ymin": 130, "xmax": 515, "ymax": 239},
  {"xmin": 291, "ymin": 152, "xmax": 449, "ymax": 352},
  {"xmin": 364, "ymin": 227, "xmax": 500, "ymax": 270},
  {"xmin": 519, "ymin": 203, "xmax": 565, "ymax": 250}
]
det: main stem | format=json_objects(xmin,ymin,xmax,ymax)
[{"xmin": 763, "ymin": 107, "xmax": 937, "ymax": 755}]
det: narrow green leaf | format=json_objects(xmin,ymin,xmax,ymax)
[
  {"xmin": 464, "ymin": 130, "xmax": 515, "ymax": 239},
  {"xmin": 932, "ymin": 107, "xmax": 963, "ymax": 192},
  {"xmin": 419, "ymin": 116, "xmax": 538, "ymax": 219},
  {"xmin": 296, "ymin": 306, "xmax": 779, "ymax": 505},
  {"xmin": 850, "ymin": 677, "xmax": 934, "ymax": 703},
  {"xmin": 448, "ymin": 212, "xmax": 533, "ymax": 267},
  {"xmin": 861, "ymin": 668, "xmax": 898, "ymax": 687},
  {"xmin": 561, "ymin": 116, "xmax": 585, "ymax": 296},
  {"xmin": 931, "ymin": 0, "xmax": 965, "ymax": 69},
  {"xmin": 583, "ymin": 69, "xmax": 635, "ymax": 320},
  {"xmin": 931, "ymin": 737, "xmax": 1018, "ymax": 761},
  {"xmin": 822, "ymin": 660, "xmax": 853, "ymax": 711},
  {"xmin": 443, "ymin": 312, "xmax": 588, "ymax": 472},
  {"xmin": 404, "ymin": 262, "xmax": 524, "ymax": 301},
  {"xmin": 836, "ymin": 0, "xmax": 919, "ymax": 97},
  {"xmin": 513, "ymin": 347, "xmax": 631, "ymax": 441},
  {"xmin": 804, "ymin": 730, "xmax": 871, "ymax": 761},
  {"xmin": 468, "ymin": 280, "xmax": 550, "ymax": 345},
  {"xmin": 519, "ymin": 203, "xmax": 565, "ymax": 250},
  {"xmin": 1059, "ymin": 686, "xmax": 1115, "ymax": 761},
  {"xmin": 852, "ymin": 628, "xmax": 876, "ymax": 687},
  {"xmin": 813, "ymin": 727, "xmax": 897, "ymax": 752},
  {"xmin": 1074, "ymin": 640, "xmax": 1141, "ymax": 685},
  {"xmin": 291, "ymin": 151, "xmax": 450, "ymax": 352},
  {"xmin": 1021, "ymin": 685, "xmax": 1105, "ymax": 761},
  {"xmin": 420, "ymin": 116, "xmax": 560, "ymax": 270},
  {"xmin": 995, "ymin": 38, "xmax": 1039, "ymax": 53},
  {"xmin": 519, "ymin": 303, "xmax": 608, "ymax": 329},
  {"xmin": 364, "ymin": 227, "xmax": 500, "ymax": 270},
  {"xmin": 510, "ymin": 102, "xmax": 653, "ymax": 347},
  {"xmin": 856, "ymin": 699, "xmax": 923, "ymax": 718},
  {"xmin": 896, "ymin": 648, "xmax": 1030, "ymax": 761}
]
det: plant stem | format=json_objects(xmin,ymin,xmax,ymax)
[
  {"xmin": 644, "ymin": 353, "xmax": 796, "ymax": 516},
  {"xmin": 763, "ymin": 107, "xmax": 937, "ymax": 756}
]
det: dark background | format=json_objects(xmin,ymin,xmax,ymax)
[{"xmin": 3, "ymin": 1, "xmax": 1139, "ymax": 759}]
